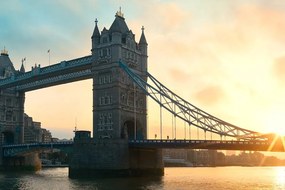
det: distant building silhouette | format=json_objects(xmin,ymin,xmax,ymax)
[
  {"xmin": 42, "ymin": 129, "xmax": 52, "ymax": 143},
  {"xmin": 24, "ymin": 114, "xmax": 42, "ymax": 143}
]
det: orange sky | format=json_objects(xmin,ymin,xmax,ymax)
[{"xmin": 1, "ymin": 1, "xmax": 285, "ymax": 142}]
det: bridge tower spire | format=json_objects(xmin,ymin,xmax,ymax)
[
  {"xmin": 91, "ymin": 18, "xmax": 100, "ymax": 53},
  {"xmin": 139, "ymin": 26, "xmax": 148, "ymax": 74}
]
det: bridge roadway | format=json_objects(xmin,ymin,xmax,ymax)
[
  {"xmin": 128, "ymin": 139, "xmax": 284, "ymax": 152},
  {"xmin": 2, "ymin": 139, "xmax": 284, "ymax": 157}
]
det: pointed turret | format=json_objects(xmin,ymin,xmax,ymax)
[
  {"xmin": 139, "ymin": 26, "xmax": 148, "ymax": 57},
  {"xmin": 138, "ymin": 26, "xmax": 148, "ymax": 74},
  {"xmin": 109, "ymin": 8, "xmax": 129, "ymax": 45},
  {"xmin": 20, "ymin": 63, "xmax": 25, "ymax": 73},
  {"xmin": 91, "ymin": 19, "xmax": 100, "ymax": 53},
  {"xmin": 92, "ymin": 19, "xmax": 100, "ymax": 38},
  {"xmin": 19, "ymin": 58, "xmax": 26, "ymax": 73},
  {"xmin": 139, "ymin": 26, "xmax": 147, "ymax": 45},
  {"xmin": 109, "ymin": 8, "xmax": 129, "ymax": 34},
  {"xmin": 0, "ymin": 48, "xmax": 16, "ymax": 78}
]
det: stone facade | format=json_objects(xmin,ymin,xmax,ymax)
[
  {"xmin": 70, "ymin": 131, "xmax": 163, "ymax": 178},
  {"xmin": 91, "ymin": 10, "xmax": 148, "ymax": 140},
  {"xmin": 0, "ymin": 50, "xmax": 25, "ymax": 145}
]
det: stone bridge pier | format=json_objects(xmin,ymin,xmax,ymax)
[
  {"xmin": 0, "ymin": 146, "xmax": 2, "ymax": 166},
  {"xmin": 69, "ymin": 131, "xmax": 163, "ymax": 178}
]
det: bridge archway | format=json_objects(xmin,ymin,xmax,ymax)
[
  {"xmin": 2, "ymin": 131, "xmax": 14, "ymax": 145},
  {"xmin": 121, "ymin": 120, "xmax": 143, "ymax": 140}
]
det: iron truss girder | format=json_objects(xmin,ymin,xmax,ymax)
[
  {"xmin": 0, "ymin": 55, "xmax": 93, "ymax": 91},
  {"xmin": 119, "ymin": 61, "xmax": 265, "ymax": 140},
  {"xmin": 16, "ymin": 69, "xmax": 92, "ymax": 91}
]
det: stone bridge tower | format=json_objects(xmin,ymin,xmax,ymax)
[
  {"xmin": 0, "ymin": 49, "xmax": 25, "ymax": 145},
  {"xmin": 91, "ymin": 9, "xmax": 148, "ymax": 140},
  {"xmin": 70, "ymin": 10, "xmax": 163, "ymax": 178}
]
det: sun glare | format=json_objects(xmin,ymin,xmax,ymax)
[
  {"xmin": 275, "ymin": 167, "xmax": 285, "ymax": 188},
  {"xmin": 264, "ymin": 110, "xmax": 285, "ymax": 136}
]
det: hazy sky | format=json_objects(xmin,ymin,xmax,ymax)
[{"xmin": 1, "ymin": 0, "xmax": 285, "ymax": 140}]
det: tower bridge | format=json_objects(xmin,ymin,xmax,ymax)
[{"xmin": 0, "ymin": 10, "xmax": 284, "ymax": 177}]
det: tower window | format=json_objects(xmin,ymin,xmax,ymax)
[
  {"xmin": 6, "ymin": 112, "xmax": 12, "ymax": 121},
  {"xmin": 97, "ymin": 112, "xmax": 113, "ymax": 131},
  {"xmin": 99, "ymin": 95, "xmax": 112, "ymax": 105},
  {"xmin": 6, "ymin": 98, "xmax": 12, "ymax": 106},
  {"xmin": 122, "ymin": 37, "xmax": 126, "ymax": 44},
  {"xmin": 103, "ymin": 49, "xmax": 108, "ymax": 56},
  {"xmin": 99, "ymin": 74, "xmax": 112, "ymax": 85},
  {"xmin": 102, "ymin": 37, "xmax": 108, "ymax": 43}
]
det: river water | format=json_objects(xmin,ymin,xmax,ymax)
[{"xmin": 0, "ymin": 167, "xmax": 285, "ymax": 190}]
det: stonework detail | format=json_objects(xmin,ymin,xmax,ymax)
[
  {"xmin": 0, "ymin": 51, "xmax": 25, "ymax": 144},
  {"xmin": 91, "ymin": 11, "xmax": 148, "ymax": 140}
]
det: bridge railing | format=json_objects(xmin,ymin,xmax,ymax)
[
  {"xmin": 128, "ymin": 139, "xmax": 283, "ymax": 151},
  {"xmin": 128, "ymin": 139, "xmax": 270, "ymax": 146}
]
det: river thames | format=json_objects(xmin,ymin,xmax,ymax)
[{"xmin": 0, "ymin": 167, "xmax": 285, "ymax": 190}]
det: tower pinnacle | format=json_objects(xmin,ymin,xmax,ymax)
[
  {"xmin": 116, "ymin": 7, "xmax": 124, "ymax": 18},
  {"xmin": 92, "ymin": 18, "xmax": 100, "ymax": 38},
  {"xmin": 1, "ymin": 47, "xmax": 8, "ymax": 56},
  {"xmin": 139, "ymin": 26, "xmax": 147, "ymax": 45}
]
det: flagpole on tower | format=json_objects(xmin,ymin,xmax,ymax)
[
  {"xmin": 48, "ymin": 49, "xmax": 50, "ymax": 65},
  {"xmin": 22, "ymin": 57, "xmax": 26, "ymax": 67}
]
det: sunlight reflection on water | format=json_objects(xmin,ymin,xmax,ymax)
[
  {"xmin": 0, "ymin": 167, "xmax": 285, "ymax": 190},
  {"xmin": 275, "ymin": 167, "xmax": 285, "ymax": 189}
]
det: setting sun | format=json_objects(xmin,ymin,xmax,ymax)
[{"xmin": 263, "ymin": 108, "xmax": 285, "ymax": 136}]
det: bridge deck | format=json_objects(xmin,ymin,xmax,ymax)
[
  {"xmin": 129, "ymin": 139, "xmax": 285, "ymax": 152},
  {"xmin": 2, "ymin": 139, "xmax": 284, "ymax": 157}
]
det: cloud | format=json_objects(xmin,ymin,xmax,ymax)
[
  {"xmin": 169, "ymin": 68, "xmax": 191, "ymax": 82},
  {"xmin": 273, "ymin": 56, "xmax": 285, "ymax": 84},
  {"xmin": 135, "ymin": 1, "xmax": 189, "ymax": 32},
  {"xmin": 236, "ymin": 4, "xmax": 285, "ymax": 43},
  {"xmin": 194, "ymin": 85, "xmax": 225, "ymax": 106}
]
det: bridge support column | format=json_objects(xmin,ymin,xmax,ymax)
[
  {"xmin": 129, "ymin": 148, "xmax": 164, "ymax": 176},
  {"xmin": 69, "ymin": 137, "xmax": 130, "ymax": 178},
  {"xmin": 0, "ymin": 146, "xmax": 2, "ymax": 166},
  {"xmin": 69, "ymin": 131, "xmax": 164, "ymax": 178}
]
